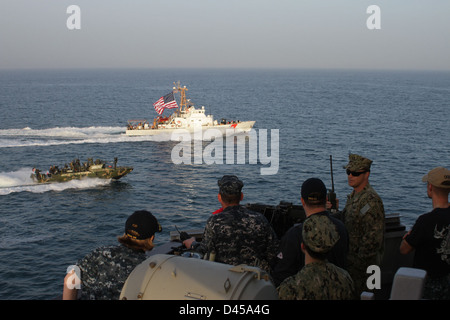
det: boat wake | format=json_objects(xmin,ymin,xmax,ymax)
[
  {"xmin": 0, "ymin": 126, "xmax": 254, "ymax": 148},
  {"xmin": 0, "ymin": 126, "xmax": 124, "ymax": 138},
  {"xmin": 0, "ymin": 168, "xmax": 112, "ymax": 195},
  {"xmin": 0, "ymin": 126, "xmax": 172, "ymax": 148}
]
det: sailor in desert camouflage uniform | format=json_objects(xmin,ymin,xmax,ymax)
[
  {"xmin": 333, "ymin": 154, "xmax": 385, "ymax": 296},
  {"xmin": 277, "ymin": 214, "xmax": 355, "ymax": 300},
  {"xmin": 184, "ymin": 175, "xmax": 278, "ymax": 273}
]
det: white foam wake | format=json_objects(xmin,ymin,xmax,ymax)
[
  {"xmin": 0, "ymin": 125, "xmax": 254, "ymax": 148},
  {"xmin": 0, "ymin": 126, "xmax": 124, "ymax": 138},
  {"xmin": 0, "ymin": 168, "xmax": 112, "ymax": 195},
  {"xmin": 0, "ymin": 126, "xmax": 169, "ymax": 148}
]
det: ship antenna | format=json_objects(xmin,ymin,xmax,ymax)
[{"xmin": 173, "ymin": 81, "xmax": 188, "ymax": 113}]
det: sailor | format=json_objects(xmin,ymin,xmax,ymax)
[
  {"xmin": 271, "ymin": 178, "xmax": 349, "ymax": 287},
  {"xmin": 333, "ymin": 154, "xmax": 385, "ymax": 296},
  {"xmin": 63, "ymin": 210, "xmax": 162, "ymax": 300},
  {"xmin": 183, "ymin": 175, "xmax": 278, "ymax": 273},
  {"xmin": 400, "ymin": 167, "xmax": 450, "ymax": 299},
  {"xmin": 34, "ymin": 168, "xmax": 42, "ymax": 180},
  {"xmin": 277, "ymin": 214, "xmax": 355, "ymax": 300}
]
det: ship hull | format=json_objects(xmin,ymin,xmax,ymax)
[
  {"xmin": 32, "ymin": 167, "xmax": 133, "ymax": 184},
  {"xmin": 125, "ymin": 121, "xmax": 256, "ymax": 136}
]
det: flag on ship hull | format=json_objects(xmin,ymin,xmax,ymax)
[{"xmin": 153, "ymin": 92, "xmax": 178, "ymax": 115}]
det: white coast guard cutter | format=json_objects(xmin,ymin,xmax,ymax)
[{"xmin": 125, "ymin": 82, "xmax": 255, "ymax": 136}]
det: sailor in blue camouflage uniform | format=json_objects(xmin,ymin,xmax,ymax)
[
  {"xmin": 184, "ymin": 175, "xmax": 278, "ymax": 273},
  {"xmin": 277, "ymin": 214, "xmax": 355, "ymax": 300},
  {"xmin": 63, "ymin": 210, "xmax": 161, "ymax": 300},
  {"xmin": 333, "ymin": 154, "xmax": 385, "ymax": 296}
]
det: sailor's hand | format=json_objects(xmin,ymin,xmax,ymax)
[
  {"xmin": 402, "ymin": 230, "xmax": 411, "ymax": 240},
  {"xmin": 326, "ymin": 198, "xmax": 339, "ymax": 210},
  {"xmin": 182, "ymin": 236, "xmax": 196, "ymax": 249}
]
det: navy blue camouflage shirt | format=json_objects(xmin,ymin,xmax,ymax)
[
  {"xmin": 198, "ymin": 205, "xmax": 278, "ymax": 273},
  {"xmin": 76, "ymin": 244, "xmax": 147, "ymax": 300}
]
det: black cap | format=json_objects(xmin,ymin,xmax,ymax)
[
  {"xmin": 218, "ymin": 175, "xmax": 244, "ymax": 195},
  {"xmin": 301, "ymin": 178, "xmax": 327, "ymax": 204},
  {"xmin": 125, "ymin": 210, "xmax": 162, "ymax": 240}
]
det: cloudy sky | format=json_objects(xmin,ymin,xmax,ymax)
[{"xmin": 1, "ymin": 0, "xmax": 449, "ymax": 70}]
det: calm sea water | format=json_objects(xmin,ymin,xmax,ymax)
[{"xmin": 0, "ymin": 69, "xmax": 449, "ymax": 299}]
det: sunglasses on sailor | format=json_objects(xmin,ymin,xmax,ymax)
[{"xmin": 346, "ymin": 169, "xmax": 368, "ymax": 177}]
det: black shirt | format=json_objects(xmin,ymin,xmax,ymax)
[
  {"xmin": 271, "ymin": 211, "xmax": 349, "ymax": 287},
  {"xmin": 405, "ymin": 207, "xmax": 450, "ymax": 278}
]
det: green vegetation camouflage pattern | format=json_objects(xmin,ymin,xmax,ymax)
[
  {"xmin": 423, "ymin": 274, "xmax": 450, "ymax": 300},
  {"xmin": 32, "ymin": 167, "xmax": 133, "ymax": 183},
  {"xmin": 76, "ymin": 245, "xmax": 147, "ymax": 300},
  {"xmin": 302, "ymin": 214, "xmax": 340, "ymax": 254},
  {"xmin": 334, "ymin": 183, "xmax": 385, "ymax": 295},
  {"xmin": 343, "ymin": 153, "xmax": 373, "ymax": 171},
  {"xmin": 32, "ymin": 166, "xmax": 133, "ymax": 183},
  {"xmin": 277, "ymin": 261, "xmax": 355, "ymax": 300},
  {"xmin": 197, "ymin": 205, "xmax": 278, "ymax": 273}
]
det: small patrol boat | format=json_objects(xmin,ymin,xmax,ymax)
[
  {"xmin": 125, "ymin": 82, "xmax": 255, "ymax": 136},
  {"xmin": 31, "ymin": 158, "xmax": 133, "ymax": 183}
]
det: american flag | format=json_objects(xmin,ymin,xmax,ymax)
[{"xmin": 153, "ymin": 92, "xmax": 178, "ymax": 115}]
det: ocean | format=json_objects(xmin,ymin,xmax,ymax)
[{"xmin": 0, "ymin": 68, "xmax": 449, "ymax": 299}]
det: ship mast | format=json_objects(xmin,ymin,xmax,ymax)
[{"xmin": 173, "ymin": 81, "xmax": 188, "ymax": 114}]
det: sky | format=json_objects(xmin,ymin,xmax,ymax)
[{"xmin": 0, "ymin": 0, "xmax": 449, "ymax": 70}]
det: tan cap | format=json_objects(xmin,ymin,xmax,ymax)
[{"xmin": 422, "ymin": 167, "xmax": 450, "ymax": 189}]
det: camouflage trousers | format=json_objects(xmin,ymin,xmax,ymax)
[
  {"xmin": 423, "ymin": 274, "xmax": 450, "ymax": 300},
  {"xmin": 347, "ymin": 254, "xmax": 381, "ymax": 296}
]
